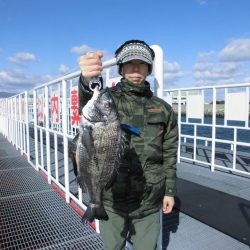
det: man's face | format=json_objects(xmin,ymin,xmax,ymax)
[{"xmin": 121, "ymin": 60, "xmax": 149, "ymax": 84}]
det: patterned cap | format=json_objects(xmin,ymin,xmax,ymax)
[{"xmin": 115, "ymin": 40, "xmax": 155, "ymax": 74}]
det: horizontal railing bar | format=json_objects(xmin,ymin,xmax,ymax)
[
  {"xmin": 5, "ymin": 58, "xmax": 116, "ymax": 97},
  {"xmin": 180, "ymin": 156, "xmax": 210, "ymax": 165},
  {"xmin": 180, "ymin": 157, "xmax": 250, "ymax": 176},
  {"xmin": 180, "ymin": 122, "xmax": 250, "ymax": 131},
  {"xmin": 165, "ymin": 82, "xmax": 250, "ymax": 92},
  {"xmin": 181, "ymin": 135, "xmax": 250, "ymax": 146},
  {"xmin": 32, "ymin": 125, "xmax": 75, "ymax": 139},
  {"xmin": 33, "ymin": 58, "xmax": 117, "ymax": 90}
]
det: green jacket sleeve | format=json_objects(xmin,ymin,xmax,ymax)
[{"xmin": 163, "ymin": 107, "xmax": 178, "ymax": 196}]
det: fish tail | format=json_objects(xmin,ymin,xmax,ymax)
[
  {"xmin": 82, "ymin": 204, "xmax": 109, "ymax": 223},
  {"xmin": 82, "ymin": 206, "xmax": 95, "ymax": 223}
]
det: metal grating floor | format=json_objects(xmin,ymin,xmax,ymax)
[
  {"xmin": 1, "ymin": 133, "xmax": 249, "ymax": 249},
  {"xmin": 0, "ymin": 168, "xmax": 52, "ymax": 197},
  {"xmin": 0, "ymin": 148, "xmax": 20, "ymax": 158},
  {"xmin": 0, "ymin": 134, "xmax": 103, "ymax": 250},
  {"xmin": 0, "ymin": 157, "xmax": 32, "ymax": 170},
  {"xmin": 1, "ymin": 192, "xmax": 103, "ymax": 250}
]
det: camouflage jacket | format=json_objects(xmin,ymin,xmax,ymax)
[{"xmin": 78, "ymin": 76, "xmax": 178, "ymax": 218}]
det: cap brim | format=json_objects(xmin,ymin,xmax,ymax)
[{"xmin": 120, "ymin": 55, "xmax": 152, "ymax": 65}]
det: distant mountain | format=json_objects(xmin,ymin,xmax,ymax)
[{"xmin": 0, "ymin": 92, "xmax": 16, "ymax": 98}]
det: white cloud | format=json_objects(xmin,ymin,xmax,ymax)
[
  {"xmin": 0, "ymin": 69, "xmax": 32, "ymax": 84},
  {"xmin": 193, "ymin": 62, "xmax": 213, "ymax": 71},
  {"xmin": 8, "ymin": 52, "xmax": 38, "ymax": 65},
  {"xmin": 0, "ymin": 68, "xmax": 52, "ymax": 88},
  {"xmin": 164, "ymin": 61, "xmax": 180, "ymax": 72},
  {"xmin": 197, "ymin": 51, "xmax": 215, "ymax": 62},
  {"xmin": 195, "ymin": 78, "xmax": 237, "ymax": 87},
  {"xmin": 163, "ymin": 61, "xmax": 186, "ymax": 84},
  {"xmin": 164, "ymin": 71, "xmax": 186, "ymax": 83},
  {"xmin": 197, "ymin": 0, "xmax": 208, "ymax": 5},
  {"xmin": 71, "ymin": 44, "xmax": 96, "ymax": 55},
  {"xmin": 59, "ymin": 64, "xmax": 70, "ymax": 75},
  {"xmin": 218, "ymin": 39, "xmax": 250, "ymax": 62},
  {"xmin": 193, "ymin": 45, "xmax": 250, "ymax": 86},
  {"xmin": 194, "ymin": 62, "xmax": 242, "ymax": 81},
  {"xmin": 193, "ymin": 51, "xmax": 215, "ymax": 75}
]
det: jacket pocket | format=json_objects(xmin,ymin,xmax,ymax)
[
  {"xmin": 143, "ymin": 177, "xmax": 165, "ymax": 206},
  {"xmin": 145, "ymin": 112, "xmax": 166, "ymax": 162},
  {"xmin": 146, "ymin": 112, "xmax": 166, "ymax": 139}
]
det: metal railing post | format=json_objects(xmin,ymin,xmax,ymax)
[
  {"xmin": 177, "ymin": 90, "xmax": 182, "ymax": 163},
  {"xmin": 54, "ymin": 133, "xmax": 59, "ymax": 182},
  {"xmin": 62, "ymin": 79, "xmax": 70, "ymax": 203},
  {"xmin": 232, "ymin": 127, "xmax": 237, "ymax": 170},
  {"xmin": 33, "ymin": 90, "xmax": 39, "ymax": 171},
  {"xmin": 19, "ymin": 95, "xmax": 23, "ymax": 155},
  {"xmin": 246, "ymin": 87, "xmax": 249, "ymax": 127},
  {"xmin": 45, "ymin": 85, "xmax": 51, "ymax": 184},
  {"xmin": 25, "ymin": 91, "xmax": 30, "ymax": 161},
  {"xmin": 14, "ymin": 97, "xmax": 17, "ymax": 148},
  {"xmin": 194, "ymin": 124, "xmax": 197, "ymax": 161},
  {"xmin": 151, "ymin": 45, "xmax": 164, "ymax": 99},
  {"xmin": 211, "ymin": 88, "xmax": 216, "ymax": 172}
]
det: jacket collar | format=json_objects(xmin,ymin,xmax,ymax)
[{"xmin": 118, "ymin": 78, "xmax": 153, "ymax": 98}]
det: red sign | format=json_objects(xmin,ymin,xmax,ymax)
[
  {"xmin": 70, "ymin": 87, "xmax": 80, "ymax": 127},
  {"xmin": 38, "ymin": 95, "xmax": 44, "ymax": 122},
  {"xmin": 51, "ymin": 93, "xmax": 60, "ymax": 123}
]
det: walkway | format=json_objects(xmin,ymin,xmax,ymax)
[
  {"xmin": 0, "ymin": 134, "xmax": 103, "ymax": 250},
  {"xmin": 0, "ymin": 133, "xmax": 249, "ymax": 249}
]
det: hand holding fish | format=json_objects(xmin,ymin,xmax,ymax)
[{"xmin": 78, "ymin": 51, "xmax": 103, "ymax": 80}]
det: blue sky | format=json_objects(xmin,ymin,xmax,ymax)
[{"xmin": 0, "ymin": 0, "xmax": 250, "ymax": 93}]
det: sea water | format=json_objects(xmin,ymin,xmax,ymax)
[{"xmin": 180, "ymin": 116, "xmax": 250, "ymax": 153}]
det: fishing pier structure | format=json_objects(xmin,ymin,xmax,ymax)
[{"xmin": 0, "ymin": 46, "xmax": 250, "ymax": 249}]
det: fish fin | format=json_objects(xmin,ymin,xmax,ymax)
[
  {"xmin": 68, "ymin": 133, "xmax": 80, "ymax": 176},
  {"xmin": 82, "ymin": 204, "xmax": 109, "ymax": 223},
  {"xmin": 81, "ymin": 126, "xmax": 95, "ymax": 158},
  {"xmin": 69, "ymin": 152, "xmax": 78, "ymax": 176},
  {"xmin": 77, "ymin": 176, "xmax": 88, "ymax": 193},
  {"xmin": 121, "ymin": 124, "xmax": 141, "ymax": 136}
]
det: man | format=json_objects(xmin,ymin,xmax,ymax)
[{"xmin": 78, "ymin": 40, "xmax": 178, "ymax": 250}]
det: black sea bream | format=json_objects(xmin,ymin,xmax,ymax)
[{"xmin": 76, "ymin": 86, "xmax": 124, "ymax": 223}]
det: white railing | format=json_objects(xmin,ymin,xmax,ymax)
[
  {"xmin": 0, "ymin": 46, "xmax": 164, "ymax": 237},
  {"xmin": 164, "ymin": 83, "xmax": 250, "ymax": 177},
  {"xmin": 0, "ymin": 45, "xmax": 250, "ymax": 250},
  {"xmin": 0, "ymin": 48, "xmax": 249, "ymax": 203},
  {"xmin": 0, "ymin": 58, "xmax": 118, "ymax": 208}
]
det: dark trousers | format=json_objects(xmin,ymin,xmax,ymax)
[{"xmin": 99, "ymin": 210, "xmax": 160, "ymax": 250}]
